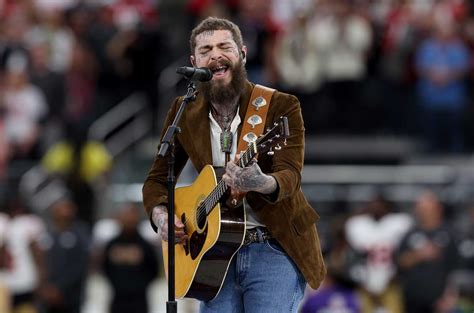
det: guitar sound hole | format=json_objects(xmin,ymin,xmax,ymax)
[
  {"xmin": 197, "ymin": 215, "xmax": 206, "ymax": 230},
  {"xmin": 197, "ymin": 206, "xmax": 206, "ymax": 230}
]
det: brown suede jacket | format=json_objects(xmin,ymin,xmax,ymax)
[{"xmin": 142, "ymin": 81, "xmax": 325, "ymax": 289}]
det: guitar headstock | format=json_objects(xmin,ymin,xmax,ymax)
[
  {"xmin": 238, "ymin": 116, "xmax": 289, "ymax": 167},
  {"xmin": 255, "ymin": 116, "xmax": 289, "ymax": 155}
]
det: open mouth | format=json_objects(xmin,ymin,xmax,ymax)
[{"xmin": 210, "ymin": 65, "xmax": 229, "ymax": 77}]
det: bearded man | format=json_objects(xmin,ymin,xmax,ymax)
[{"xmin": 142, "ymin": 17, "xmax": 325, "ymax": 313}]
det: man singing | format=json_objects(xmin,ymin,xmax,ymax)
[{"xmin": 142, "ymin": 17, "xmax": 325, "ymax": 312}]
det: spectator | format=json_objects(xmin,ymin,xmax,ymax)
[
  {"xmin": 0, "ymin": 195, "xmax": 46, "ymax": 313},
  {"xmin": 27, "ymin": 36, "xmax": 66, "ymax": 122},
  {"xmin": 104, "ymin": 1, "xmax": 165, "ymax": 122},
  {"xmin": 345, "ymin": 194, "xmax": 412, "ymax": 313},
  {"xmin": 414, "ymin": 12, "xmax": 470, "ymax": 153},
  {"xmin": 274, "ymin": 11, "xmax": 323, "ymax": 93},
  {"xmin": 29, "ymin": 7, "xmax": 74, "ymax": 74},
  {"xmin": 435, "ymin": 204, "xmax": 474, "ymax": 313},
  {"xmin": 234, "ymin": 0, "xmax": 280, "ymax": 85},
  {"xmin": 63, "ymin": 39, "xmax": 97, "ymax": 129},
  {"xmin": 0, "ymin": 10, "xmax": 32, "ymax": 71},
  {"xmin": 38, "ymin": 198, "xmax": 90, "ymax": 313},
  {"xmin": 2, "ymin": 51, "xmax": 48, "ymax": 160},
  {"xmin": 396, "ymin": 191, "xmax": 459, "ymax": 313},
  {"xmin": 0, "ymin": 208, "xmax": 10, "ymax": 313},
  {"xmin": 274, "ymin": 7, "xmax": 327, "ymax": 133},
  {"xmin": 312, "ymin": 0, "xmax": 373, "ymax": 133},
  {"xmin": 0, "ymin": 105, "xmax": 9, "ymax": 182},
  {"xmin": 102, "ymin": 204, "xmax": 159, "ymax": 313},
  {"xmin": 378, "ymin": 0, "xmax": 419, "ymax": 135}
]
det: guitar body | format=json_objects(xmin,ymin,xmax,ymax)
[{"xmin": 162, "ymin": 165, "xmax": 246, "ymax": 301}]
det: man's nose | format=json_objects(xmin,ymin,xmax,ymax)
[{"xmin": 209, "ymin": 50, "xmax": 223, "ymax": 61}]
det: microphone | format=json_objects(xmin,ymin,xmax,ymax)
[{"xmin": 176, "ymin": 66, "xmax": 213, "ymax": 82}]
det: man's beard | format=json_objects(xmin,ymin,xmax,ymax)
[{"xmin": 198, "ymin": 59, "xmax": 247, "ymax": 105}]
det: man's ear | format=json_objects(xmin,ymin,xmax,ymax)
[
  {"xmin": 190, "ymin": 55, "xmax": 196, "ymax": 67},
  {"xmin": 241, "ymin": 46, "xmax": 248, "ymax": 64}
]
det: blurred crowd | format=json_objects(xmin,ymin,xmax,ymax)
[
  {"xmin": 0, "ymin": 0, "xmax": 474, "ymax": 313},
  {"xmin": 0, "ymin": 0, "xmax": 166, "ymax": 190},
  {"xmin": 2, "ymin": 0, "xmax": 474, "ymax": 181},
  {"xmin": 0, "ymin": 197, "xmax": 161, "ymax": 313},
  {"xmin": 301, "ymin": 191, "xmax": 474, "ymax": 313}
]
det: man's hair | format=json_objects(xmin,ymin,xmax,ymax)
[{"xmin": 190, "ymin": 17, "xmax": 244, "ymax": 55}]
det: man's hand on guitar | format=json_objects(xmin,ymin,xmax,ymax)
[
  {"xmin": 151, "ymin": 205, "xmax": 188, "ymax": 245},
  {"xmin": 222, "ymin": 159, "xmax": 277, "ymax": 195}
]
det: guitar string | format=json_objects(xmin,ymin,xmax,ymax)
[
  {"xmin": 179, "ymin": 123, "xmax": 284, "ymax": 244},
  {"xmin": 195, "ymin": 149, "xmax": 251, "ymax": 224},
  {"xmin": 179, "ymin": 123, "xmax": 281, "ymax": 232},
  {"xmin": 195, "ymin": 151, "xmax": 247, "ymax": 223},
  {"xmin": 193, "ymin": 126, "xmax": 279, "ymax": 227}
]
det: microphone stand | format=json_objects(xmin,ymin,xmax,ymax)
[{"xmin": 158, "ymin": 80, "xmax": 198, "ymax": 313}]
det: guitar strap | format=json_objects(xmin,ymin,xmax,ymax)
[
  {"xmin": 226, "ymin": 84, "xmax": 274, "ymax": 206},
  {"xmin": 236, "ymin": 84, "xmax": 275, "ymax": 158}
]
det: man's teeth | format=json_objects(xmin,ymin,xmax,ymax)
[{"xmin": 213, "ymin": 66, "xmax": 227, "ymax": 73}]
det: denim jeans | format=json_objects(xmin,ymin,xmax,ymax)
[{"xmin": 199, "ymin": 231, "xmax": 306, "ymax": 313}]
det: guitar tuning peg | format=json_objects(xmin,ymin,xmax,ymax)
[
  {"xmin": 267, "ymin": 148, "xmax": 274, "ymax": 156},
  {"xmin": 275, "ymin": 144, "xmax": 282, "ymax": 151}
]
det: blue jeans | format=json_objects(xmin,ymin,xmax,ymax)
[{"xmin": 199, "ymin": 232, "xmax": 306, "ymax": 313}]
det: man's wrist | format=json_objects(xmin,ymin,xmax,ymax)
[{"xmin": 258, "ymin": 175, "xmax": 277, "ymax": 195}]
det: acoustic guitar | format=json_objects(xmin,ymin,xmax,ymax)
[{"xmin": 162, "ymin": 116, "xmax": 289, "ymax": 301}]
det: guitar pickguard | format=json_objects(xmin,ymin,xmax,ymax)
[{"xmin": 190, "ymin": 223, "xmax": 208, "ymax": 260}]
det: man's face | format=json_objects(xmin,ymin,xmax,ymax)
[{"xmin": 192, "ymin": 29, "xmax": 245, "ymax": 87}]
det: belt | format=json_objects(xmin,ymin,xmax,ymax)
[{"xmin": 243, "ymin": 227, "xmax": 273, "ymax": 246}]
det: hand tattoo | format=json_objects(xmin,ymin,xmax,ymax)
[
  {"xmin": 152, "ymin": 206, "xmax": 187, "ymax": 244},
  {"xmin": 152, "ymin": 206, "xmax": 168, "ymax": 238},
  {"xmin": 223, "ymin": 162, "xmax": 277, "ymax": 194}
]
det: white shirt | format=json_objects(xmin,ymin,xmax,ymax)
[
  {"xmin": 208, "ymin": 109, "xmax": 265, "ymax": 229},
  {"xmin": 209, "ymin": 109, "xmax": 241, "ymax": 167}
]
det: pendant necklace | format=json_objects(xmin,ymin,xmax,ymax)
[
  {"xmin": 212, "ymin": 105, "xmax": 236, "ymax": 165},
  {"xmin": 220, "ymin": 115, "xmax": 233, "ymax": 154}
]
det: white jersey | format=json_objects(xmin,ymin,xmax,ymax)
[
  {"xmin": 0, "ymin": 214, "xmax": 45, "ymax": 294},
  {"xmin": 345, "ymin": 213, "xmax": 413, "ymax": 294}
]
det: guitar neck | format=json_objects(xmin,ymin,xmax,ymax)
[
  {"xmin": 198, "ymin": 116, "xmax": 288, "ymax": 217},
  {"xmin": 202, "ymin": 142, "xmax": 257, "ymax": 215}
]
